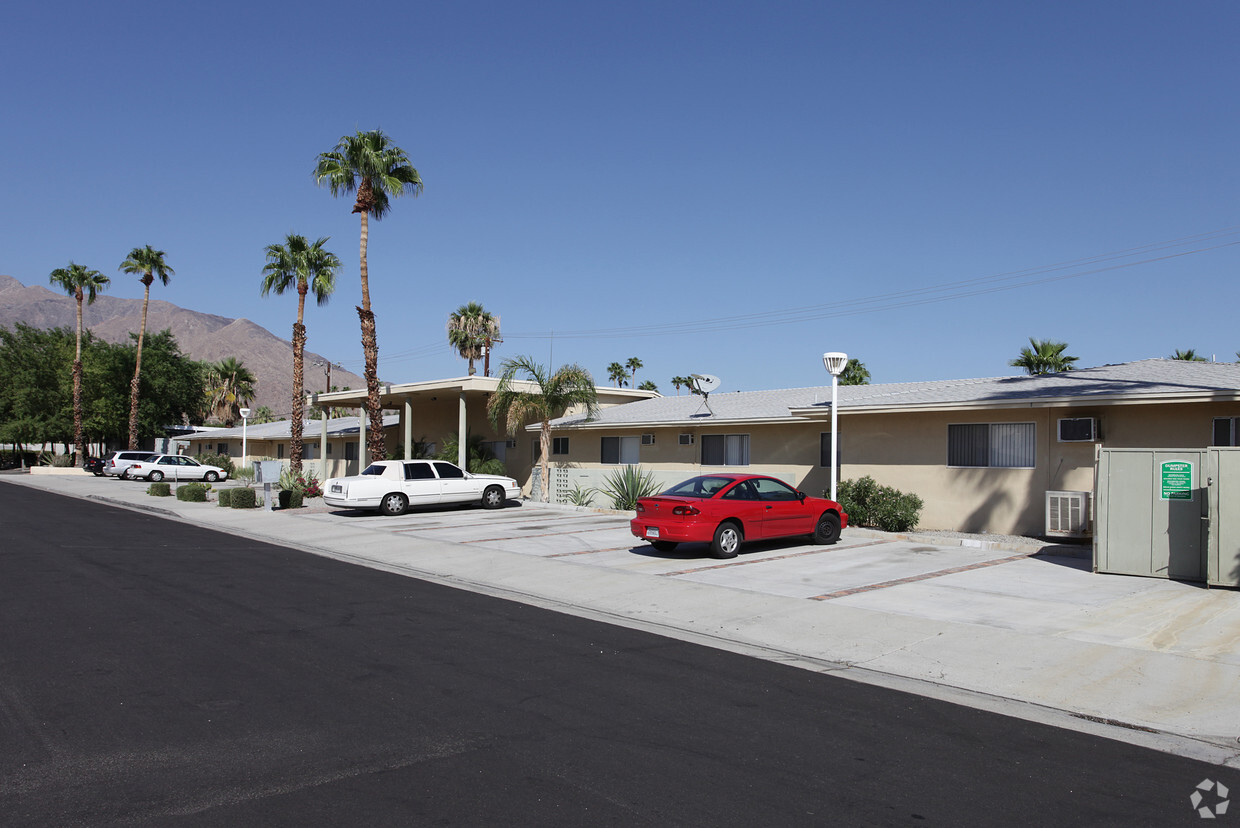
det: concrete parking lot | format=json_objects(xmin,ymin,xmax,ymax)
[{"xmin": 6, "ymin": 470, "xmax": 1240, "ymax": 766}]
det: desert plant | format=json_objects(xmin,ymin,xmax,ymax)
[
  {"xmin": 234, "ymin": 466, "xmax": 256, "ymax": 487},
  {"xmin": 563, "ymin": 483, "xmax": 600, "ymax": 507},
  {"xmin": 833, "ymin": 476, "xmax": 923, "ymax": 533},
  {"xmin": 51, "ymin": 454, "xmax": 76, "ymax": 467},
  {"xmin": 147, "ymin": 482, "xmax": 171, "ymax": 497},
  {"xmin": 195, "ymin": 452, "xmax": 235, "ymax": 475},
  {"xmin": 600, "ymin": 465, "xmax": 661, "ymax": 511},
  {"xmin": 230, "ymin": 487, "xmax": 259, "ymax": 508},
  {"xmin": 217, "ymin": 488, "xmax": 234, "ymax": 507}
]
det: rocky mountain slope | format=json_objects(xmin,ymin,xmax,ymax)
[{"xmin": 0, "ymin": 274, "xmax": 365, "ymax": 416}]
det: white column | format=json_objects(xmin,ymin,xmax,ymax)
[
  {"xmin": 458, "ymin": 391, "xmax": 468, "ymax": 469},
  {"xmin": 320, "ymin": 407, "xmax": 328, "ymax": 479},
  {"xmin": 404, "ymin": 399, "xmax": 413, "ymax": 460},
  {"xmin": 358, "ymin": 410, "xmax": 366, "ymax": 471}
]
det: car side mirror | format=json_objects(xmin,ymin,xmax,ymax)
[{"xmin": 797, "ymin": 491, "xmax": 806, "ymax": 501}]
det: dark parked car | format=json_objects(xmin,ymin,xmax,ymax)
[{"xmin": 84, "ymin": 456, "xmax": 106, "ymax": 476}]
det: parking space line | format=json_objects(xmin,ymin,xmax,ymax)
[
  {"xmin": 810, "ymin": 550, "xmax": 1040, "ymax": 600},
  {"xmin": 454, "ymin": 526, "xmax": 626, "ymax": 544},
  {"xmin": 658, "ymin": 539, "xmax": 895, "ymax": 577}
]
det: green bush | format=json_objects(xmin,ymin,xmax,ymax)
[
  {"xmin": 148, "ymin": 482, "xmax": 172, "ymax": 497},
  {"xmin": 601, "ymin": 465, "xmax": 662, "ymax": 511},
  {"xmin": 217, "ymin": 488, "xmax": 234, "ymax": 507},
  {"xmin": 195, "ymin": 453, "xmax": 235, "ymax": 475},
  {"xmin": 833, "ymin": 476, "xmax": 923, "ymax": 533},
  {"xmin": 230, "ymin": 487, "xmax": 259, "ymax": 509},
  {"xmin": 51, "ymin": 454, "xmax": 76, "ymax": 467},
  {"xmin": 176, "ymin": 483, "xmax": 209, "ymax": 502},
  {"xmin": 277, "ymin": 489, "xmax": 304, "ymax": 509}
]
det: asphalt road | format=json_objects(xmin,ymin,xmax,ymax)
[{"xmin": 0, "ymin": 485, "xmax": 1227, "ymax": 826}]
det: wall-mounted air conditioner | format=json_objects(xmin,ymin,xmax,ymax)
[
  {"xmin": 1058, "ymin": 417, "xmax": 1099, "ymax": 443},
  {"xmin": 1046, "ymin": 490, "xmax": 1091, "ymax": 538},
  {"xmin": 642, "ymin": 434, "xmax": 656, "ymax": 445},
  {"xmin": 678, "ymin": 433, "xmax": 694, "ymax": 445}
]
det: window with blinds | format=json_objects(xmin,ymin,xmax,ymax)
[{"xmin": 948, "ymin": 423, "xmax": 1035, "ymax": 468}]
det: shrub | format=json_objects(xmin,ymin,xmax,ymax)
[
  {"xmin": 833, "ymin": 476, "xmax": 922, "ymax": 533},
  {"xmin": 230, "ymin": 487, "xmax": 259, "ymax": 509},
  {"xmin": 217, "ymin": 488, "xmax": 234, "ymax": 507},
  {"xmin": 51, "ymin": 454, "xmax": 76, "ymax": 468},
  {"xmin": 147, "ymin": 482, "xmax": 172, "ymax": 497},
  {"xmin": 601, "ymin": 465, "xmax": 662, "ymax": 511},
  {"xmin": 234, "ymin": 466, "xmax": 256, "ymax": 487},
  {"xmin": 177, "ymin": 483, "xmax": 209, "ymax": 502},
  {"xmin": 195, "ymin": 453, "xmax": 235, "ymax": 475},
  {"xmin": 277, "ymin": 489, "xmax": 304, "ymax": 509},
  {"xmin": 564, "ymin": 484, "xmax": 599, "ymax": 507}
]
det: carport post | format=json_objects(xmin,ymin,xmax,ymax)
[
  {"xmin": 458, "ymin": 391, "xmax": 468, "ymax": 469},
  {"xmin": 404, "ymin": 399, "xmax": 412, "ymax": 460}
]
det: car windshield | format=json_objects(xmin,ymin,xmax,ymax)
[
  {"xmin": 660, "ymin": 476, "xmax": 735, "ymax": 499},
  {"xmin": 361, "ymin": 464, "xmax": 387, "ymax": 476}
]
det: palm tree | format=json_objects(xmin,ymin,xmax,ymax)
[
  {"xmin": 1009, "ymin": 338, "xmax": 1078, "ymax": 376},
  {"xmin": 436, "ymin": 431, "xmax": 506, "ymax": 475},
  {"xmin": 207, "ymin": 357, "xmax": 256, "ymax": 426},
  {"xmin": 119, "ymin": 245, "xmax": 174, "ymax": 449},
  {"xmin": 1169, "ymin": 349, "xmax": 1208, "ymax": 362},
  {"xmin": 250, "ymin": 406, "xmax": 276, "ymax": 424},
  {"xmin": 625, "ymin": 356, "xmax": 643, "ymax": 381},
  {"xmin": 48, "ymin": 262, "xmax": 110, "ymax": 465},
  {"xmin": 261, "ymin": 233, "xmax": 340, "ymax": 474},
  {"xmin": 638, "ymin": 380, "xmax": 658, "ymax": 392},
  {"xmin": 315, "ymin": 129, "xmax": 423, "ymax": 463},
  {"xmin": 488, "ymin": 356, "xmax": 599, "ymax": 503},
  {"xmin": 447, "ymin": 302, "xmax": 500, "ymax": 376},
  {"xmin": 839, "ymin": 358, "xmax": 871, "ymax": 386},
  {"xmin": 607, "ymin": 361, "xmax": 628, "ymax": 387},
  {"xmin": 671, "ymin": 375, "xmax": 694, "ymax": 396}
]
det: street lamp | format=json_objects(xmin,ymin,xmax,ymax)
[
  {"xmin": 822, "ymin": 352, "xmax": 847, "ymax": 503},
  {"xmin": 240, "ymin": 407, "xmax": 251, "ymax": 466}
]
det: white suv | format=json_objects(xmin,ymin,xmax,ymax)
[{"xmin": 103, "ymin": 451, "xmax": 157, "ymax": 479}]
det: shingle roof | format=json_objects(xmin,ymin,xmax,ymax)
[{"xmin": 551, "ymin": 360, "xmax": 1240, "ymax": 429}]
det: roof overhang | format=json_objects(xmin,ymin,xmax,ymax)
[
  {"xmin": 788, "ymin": 390, "xmax": 1240, "ymax": 418},
  {"xmin": 311, "ymin": 376, "xmax": 656, "ymax": 408}
]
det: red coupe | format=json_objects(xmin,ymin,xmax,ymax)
[{"xmin": 631, "ymin": 474, "xmax": 848, "ymax": 559}]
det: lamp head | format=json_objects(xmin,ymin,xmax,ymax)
[
  {"xmin": 239, "ymin": 407, "xmax": 251, "ymax": 419},
  {"xmin": 823, "ymin": 352, "xmax": 848, "ymax": 376}
]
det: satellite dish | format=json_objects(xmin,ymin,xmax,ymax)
[{"xmin": 691, "ymin": 374, "xmax": 721, "ymax": 394}]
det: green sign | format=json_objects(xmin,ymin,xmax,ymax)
[{"xmin": 1160, "ymin": 460, "xmax": 1194, "ymax": 501}]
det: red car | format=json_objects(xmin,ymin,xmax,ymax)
[{"xmin": 631, "ymin": 474, "xmax": 848, "ymax": 559}]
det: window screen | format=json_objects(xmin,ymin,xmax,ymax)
[{"xmin": 948, "ymin": 423, "xmax": 1034, "ymax": 468}]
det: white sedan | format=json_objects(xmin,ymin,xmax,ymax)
[
  {"xmin": 324, "ymin": 460, "xmax": 521, "ymax": 516},
  {"xmin": 128, "ymin": 454, "xmax": 230, "ymax": 482}
]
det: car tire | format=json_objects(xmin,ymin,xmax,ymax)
[
  {"xmin": 380, "ymin": 492, "xmax": 408, "ymax": 516},
  {"xmin": 812, "ymin": 512, "xmax": 842, "ymax": 545},
  {"xmin": 204, "ymin": 471, "xmax": 219, "ymax": 482},
  {"xmin": 148, "ymin": 471, "xmax": 164, "ymax": 482},
  {"xmin": 119, "ymin": 470, "xmax": 129, "ymax": 480},
  {"xmin": 481, "ymin": 485, "xmax": 506, "ymax": 510},
  {"xmin": 650, "ymin": 540, "xmax": 678, "ymax": 552},
  {"xmin": 710, "ymin": 522, "xmax": 742, "ymax": 559}
]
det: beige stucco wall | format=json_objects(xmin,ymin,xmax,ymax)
[{"xmin": 549, "ymin": 400, "xmax": 1240, "ymax": 536}]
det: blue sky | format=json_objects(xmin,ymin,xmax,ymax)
[{"xmin": 3, "ymin": 1, "xmax": 1237, "ymax": 393}]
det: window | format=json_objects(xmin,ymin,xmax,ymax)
[
  {"xmin": 277, "ymin": 443, "xmax": 284, "ymax": 459},
  {"xmin": 552, "ymin": 437, "xmax": 569, "ymax": 456},
  {"xmin": 678, "ymin": 433, "xmax": 694, "ymax": 445},
  {"xmin": 601, "ymin": 435, "xmax": 640, "ymax": 464},
  {"xmin": 404, "ymin": 462, "xmax": 434, "ymax": 480},
  {"xmin": 641, "ymin": 434, "xmax": 655, "ymax": 445},
  {"xmin": 1215, "ymin": 417, "xmax": 1240, "ymax": 446},
  {"xmin": 721, "ymin": 480, "xmax": 760, "ymax": 500},
  {"xmin": 701, "ymin": 434, "xmax": 749, "ymax": 466},
  {"xmin": 752, "ymin": 477, "xmax": 800, "ymax": 501},
  {"xmin": 327, "ymin": 442, "xmax": 334, "ymax": 456},
  {"xmin": 484, "ymin": 440, "xmax": 508, "ymax": 461},
  {"xmin": 217, "ymin": 443, "xmax": 228, "ymax": 456},
  {"xmin": 948, "ymin": 423, "xmax": 1035, "ymax": 468},
  {"xmin": 433, "ymin": 461, "xmax": 465, "ymax": 479},
  {"xmin": 344, "ymin": 443, "xmax": 356, "ymax": 461},
  {"xmin": 819, "ymin": 432, "xmax": 842, "ymax": 467}
]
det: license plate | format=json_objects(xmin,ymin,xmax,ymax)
[
  {"xmin": 330, "ymin": 484, "xmax": 342, "ymax": 493},
  {"xmin": 647, "ymin": 527, "xmax": 660, "ymax": 538}
]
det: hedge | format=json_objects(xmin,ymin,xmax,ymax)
[
  {"xmin": 278, "ymin": 489, "xmax": 304, "ymax": 510},
  {"xmin": 832, "ymin": 476, "xmax": 924, "ymax": 533},
  {"xmin": 217, "ymin": 488, "xmax": 234, "ymax": 507},
  {"xmin": 230, "ymin": 488, "xmax": 259, "ymax": 509},
  {"xmin": 147, "ymin": 482, "xmax": 171, "ymax": 497},
  {"xmin": 176, "ymin": 483, "xmax": 210, "ymax": 502}
]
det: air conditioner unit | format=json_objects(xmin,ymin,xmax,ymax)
[
  {"xmin": 1046, "ymin": 490, "xmax": 1091, "ymax": 538},
  {"xmin": 642, "ymin": 433, "xmax": 656, "ymax": 445},
  {"xmin": 678, "ymin": 433, "xmax": 694, "ymax": 445},
  {"xmin": 1058, "ymin": 417, "xmax": 1098, "ymax": 442}
]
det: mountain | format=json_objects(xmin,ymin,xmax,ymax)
[{"xmin": 0, "ymin": 274, "xmax": 366, "ymax": 416}]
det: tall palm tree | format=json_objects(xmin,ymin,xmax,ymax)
[
  {"xmin": 488, "ymin": 356, "xmax": 599, "ymax": 503},
  {"xmin": 207, "ymin": 357, "xmax": 257, "ymax": 427},
  {"xmin": 119, "ymin": 245, "xmax": 174, "ymax": 448},
  {"xmin": 839, "ymin": 358, "xmax": 871, "ymax": 386},
  {"xmin": 315, "ymin": 129, "xmax": 422, "ymax": 462},
  {"xmin": 625, "ymin": 356, "xmax": 643, "ymax": 381},
  {"xmin": 1009, "ymin": 338, "xmax": 1078, "ymax": 376},
  {"xmin": 1169, "ymin": 348, "xmax": 1209, "ymax": 362},
  {"xmin": 638, "ymin": 380, "xmax": 658, "ymax": 392},
  {"xmin": 261, "ymin": 233, "xmax": 340, "ymax": 474},
  {"xmin": 607, "ymin": 361, "xmax": 628, "ymax": 387},
  {"xmin": 48, "ymin": 262, "xmax": 110, "ymax": 465},
  {"xmin": 447, "ymin": 302, "xmax": 500, "ymax": 376}
]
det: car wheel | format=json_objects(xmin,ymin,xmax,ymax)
[
  {"xmin": 481, "ymin": 485, "xmax": 506, "ymax": 509},
  {"xmin": 650, "ymin": 540, "xmax": 678, "ymax": 552},
  {"xmin": 710, "ymin": 522, "xmax": 742, "ymax": 559},
  {"xmin": 204, "ymin": 471, "xmax": 219, "ymax": 482},
  {"xmin": 813, "ymin": 512, "xmax": 842, "ymax": 545},
  {"xmin": 119, "ymin": 470, "xmax": 129, "ymax": 480},
  {"xmin": 380, "ymin": 492, "xmax": 408, "ymax": 516},
  {"xmin": 148, "ymin": 470, "xmax": 164, "ymax": 482}
]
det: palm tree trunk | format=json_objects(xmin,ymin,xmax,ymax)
[
  {"xmin": 128, "ymin": 280, "xmax": 151, "ymax": 449},
  {"xmin": 73, "ymin": 294, "xmax": 85, "ymax": 466},
  {"xmin": 539, "ymin": 419, "xmax": 551, "ymax": 503},
  {"xmin": 290, "ymin": 324, "xmax": 306, "ymax": 475},
  {"xmin": 357, "ymin": 210, "xmax": 385, "ymax": 462}
]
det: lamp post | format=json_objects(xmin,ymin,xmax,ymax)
[
  {"xmin": 240, "ymin": 407, "xmax": 251, "ymax": 467},
  {"xmin": 822, "ymin": 352, "xmax": 847, "ymax": 502}
]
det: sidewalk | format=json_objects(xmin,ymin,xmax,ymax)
[{"xmin": 6, "ymin": 471, "xmax": 1239, "ymax": 767}]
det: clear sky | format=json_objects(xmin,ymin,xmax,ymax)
[{"xmin": 3, "ymin": 1, "xmax": 1237, "ymax": 393}]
